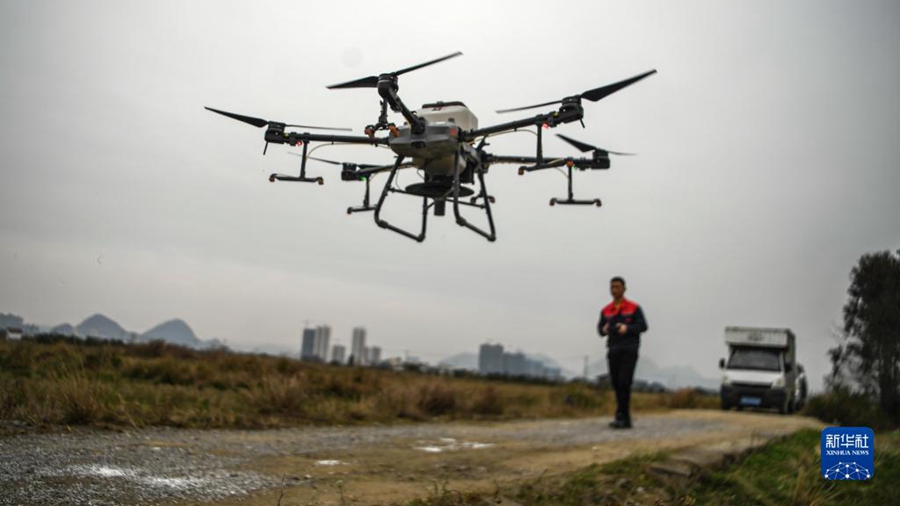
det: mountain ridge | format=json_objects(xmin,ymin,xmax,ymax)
[{"xmin": 5, "ymin": 312, "xmax": 223, "ymax": 350}]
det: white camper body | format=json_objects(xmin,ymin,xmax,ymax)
[{"xmin": 719, "ymin": 326, "xmax": 798, "ymax": 414}]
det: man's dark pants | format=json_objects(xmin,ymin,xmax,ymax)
[{"xmin": 608, "ymin": 347, "xmax": 639, "ymax": 422}]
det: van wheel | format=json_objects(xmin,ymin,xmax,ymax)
[{"xmin": 779, "ymin": 397, "xmax": 791, "ymax": 415}]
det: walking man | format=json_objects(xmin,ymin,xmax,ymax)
[{"xmin": 598, "ymin": 276, "xmax": 648, "ymax": 429}]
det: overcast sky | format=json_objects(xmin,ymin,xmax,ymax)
[{"xmin": 2, "ymin": 1, "xmax": 898, "ymax": 390}]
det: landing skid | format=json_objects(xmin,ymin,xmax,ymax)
[
  {"xmin": 372, "ymin": 151, "xmax": 497, "ymax": 242},
  {"xmin": 550, "ymin": 198, "xmax": 602, "ymax": 206}
]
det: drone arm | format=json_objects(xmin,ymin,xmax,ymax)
[
  {"xmin": 484, "ymin": 155, "xmax": 567, "ymax": 171},
  {"xmin": 465, "ymin": 116, "xmax": 547, "ymax": 140},
  {"xmin": 377, "ymin": 79, "xmax": 425, "ymax": 134},
  {"xmin": 286, "ymin": 132, "xmax": 390, "ymax": 146},
  {"xmin": 463, "ymin": 104, "xmax": 585, "ymax": 141},
  {"xmin": 355, "ymin": 162, "xmax": 416, "ymax": 178}
]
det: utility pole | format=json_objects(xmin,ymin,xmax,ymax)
[{"xmin": 584, "ymin": 355, "xmax": 589, "ymax": 380}]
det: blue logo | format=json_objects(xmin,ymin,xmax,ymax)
[{"xmin": 821, "ymin": 427, "xmax": 874, "ymax": 480}]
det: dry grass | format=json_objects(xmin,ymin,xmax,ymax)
[
  {"xmin": 0, "ymin": 337, "xmax": 714, "ymax": 430},
  {"xmin": 664, "ymin": 388, "xmax": 721, "ymax": 410}
]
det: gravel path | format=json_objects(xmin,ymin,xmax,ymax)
[{"xmin": 0, "ymin": 414, "xmax": 733, "ymax": 505}]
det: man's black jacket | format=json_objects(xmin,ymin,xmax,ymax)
[{"xmin": 598, "ymin": 298, "xmax": 648, "ymax": 350}]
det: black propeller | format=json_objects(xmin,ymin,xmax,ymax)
[
  {"xmin": 557, "ymin": 134, "xmax": 634, "ymax": 156},
  {"xmin": 326, "ymin": 51, "xmax": 463, "ymax": 89},
  {"xmin": 289, "ymin": 153, "xmax": 381, "ymax": 170},
  {"xmin": 204, "ymin": 107, "xmax": 351, "ymax": 131},
  {"xmin": 496, "ymin": 69, "xmax": 657, "ymax": 114}
]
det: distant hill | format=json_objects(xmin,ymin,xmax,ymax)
[
  {"xmin": 0, "ymin": 313, "xmax": 25, "ymax": 329},
  {"xmin": 439, "ymin": 352, "xmax": 478, "ymax": 370},
  {"xmin": 439, "ymin": 351, "xmax": 580, "ymax": 378},
  {"xmin": 230, "ymin": 341, "xmax": 300, "ymax": 357},
  {"xmin": 527, "ymin": 352, "xmax": 580, "ymax": 378},
  {"xmin": 141, "ymin": 319, "xmax": 201, "ymax": 347},
  {"xmin": 587, "ymin": 355, "xmax": 718, "ymax": 390},
  {"xmin": 1, "ymin": 311, "xmax": 225, "ymax": 350},
  {"xmin": 77, "ymin": 314, "xmax": 128, "ymax": 340},
  {"xmin": 51, "ymin": 323, "xmax": 78, "ymax": 336},
  {"xmin": 140, "ymin": 319, "xmax": 223, "ymax": 349}
]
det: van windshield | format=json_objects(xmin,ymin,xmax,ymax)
[{"xmin": 728, "ymin": 348, "xmax": 781, "ymax": 371}]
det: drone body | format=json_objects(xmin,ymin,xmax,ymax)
[
  {"xmin": 392, "ymin": 101, "xmax": 477, "ymax": 179},
  {"xmin": 206, "ymin": 52, "xmax": 655, "ymax": 242}
]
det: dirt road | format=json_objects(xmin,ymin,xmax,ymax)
[{"xmin": 0, "ymin": 410, "xmax": 823, "ymax": 505}]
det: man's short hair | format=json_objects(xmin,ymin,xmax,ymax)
[{"xmin": 610, "ymin": 276, "xmax": 626, "ymax": 286}]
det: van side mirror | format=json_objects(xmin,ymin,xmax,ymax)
[
  {"xmin": 785, "ymin": 362, "xmax": 793, "ymax": 372},
  {"xmin": 798, "ymin": 364, "xmax": 804, "ymax": 373},
  {"xmin": 719, "ymin": 358, "xmax": 725, "ymax": 369}
]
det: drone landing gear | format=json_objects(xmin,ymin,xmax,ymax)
[
  {"xmin": 547, "ymin": 163, "xmax": 602, "ymax": 208},
  {"xmin": 374, "ymin": 156, "xmax": 430, "ymax": 242},
  {"xmin": 372, "ymin": 153, "xmax": 497, "ymax": 242},
  {"xmin": 452, "ymin": 149, "xmax": 496, "ymax": 242},
  {"xmin": 550, "ymin": 198, "xmax": 602, "ymax": 206},
  {"xmin": 347, "ymin": 176, "xmax": 376, "ymax": 214},
  {"xmin": 269, "ymin": 140, "xmax": 324, "ymax": 185},
  {"xmin": 270, "ymin": 175, "xmax": 323, "ymax": 184}
]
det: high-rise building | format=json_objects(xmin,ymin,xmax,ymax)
[
  {"xmin": 301, "ymin": 328, "xmax": 317, "ymax": 360},
  {"xmin": 479, "ymin": 343, "xmax": 504, "ymax": 374},
  {"xmin": 331, "ymin": 344, "xmax": 346, "ymax": 364},
  {"xmin": 369, "ymin": 346, "xmax": 381, "ymax": 365},
  {"xmin": 351, "ymin": 327, "xmax": 366, "ymax": 365},
  {"xmin": 314, "ymin": 325, "xmax": 331, "ymax": 361},
  {"xmin": 526, "ymin": 358, "xmax": 544, "ymax": 377},
  {"xmin": 503, "ymin": 351, "xmax": 527, "ymax": 376}
]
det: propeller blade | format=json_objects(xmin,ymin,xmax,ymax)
[
  {"xmin": 556, "ymin": 134, "xmax": 635, "ymax": 156},
  {"xmin": 205, "ymin": 107, "xmax": 268, "ymax": 128},
  {"xmin": 496, "ymin": 99, "xmax": 563, "ymax": 114},
  {"xmin": 299, "ymin": 155, "xmax": 388, "ymax": 170},
  {"xmin": 495, "ymin": 69, "xmax": 656, "ymax": 114},
  {"xmin": 305, "ymin": 155, "xmax": 341, "ymax": 165},
  {"xmin": 326, "ymin": 75, "xmax": 379, "ymax": 90},
  {"xmin": 206, "ymin": 107, "xmax": 351, "ymax": 131},
  {"xmin": 556, "ymin": 134, "xmax": 596, "ymax": 153},
  {"xmin": 393, "ymin": 51, "xmax": 463, "ymax": 77},
  {"xmin": 580, "ymin": 69, "xmax": 657, "ymax": 102},
  {"xmin": 285, "ymin": 124, "xmax": 352, "ymax": 132},
  {"xmin": 327, "ymin": 51, "xmax": 463, "ymax": 89}
]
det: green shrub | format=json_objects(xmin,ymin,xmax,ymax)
[{"xmin": 803, "ymin": 389, "xmax": 895, "ymax": 429}]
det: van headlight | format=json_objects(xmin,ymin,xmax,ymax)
[
  {"xmin": 722, "ymin": 376, "xmax": 731, "ymax": 386},
  {"xmin": 772, "ymin": 377, "xmax": 785, "ymax": 388}
]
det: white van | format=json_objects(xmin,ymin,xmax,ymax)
[{"xmin": 719, "ymin": 327, "xmax": 797, "ymax": 414}]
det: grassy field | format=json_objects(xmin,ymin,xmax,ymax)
[
  {"xmin": 0, "ymin": 337, "xmax": 718, "ymax": 431},
  {"xmin": 408, "ymin": 429, "xmax": 900, "ymax": 505}
]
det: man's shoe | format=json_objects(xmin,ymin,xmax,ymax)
[{"xmin": 608, "ymin": 419, "xmax": 626, "ymax": 429}]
